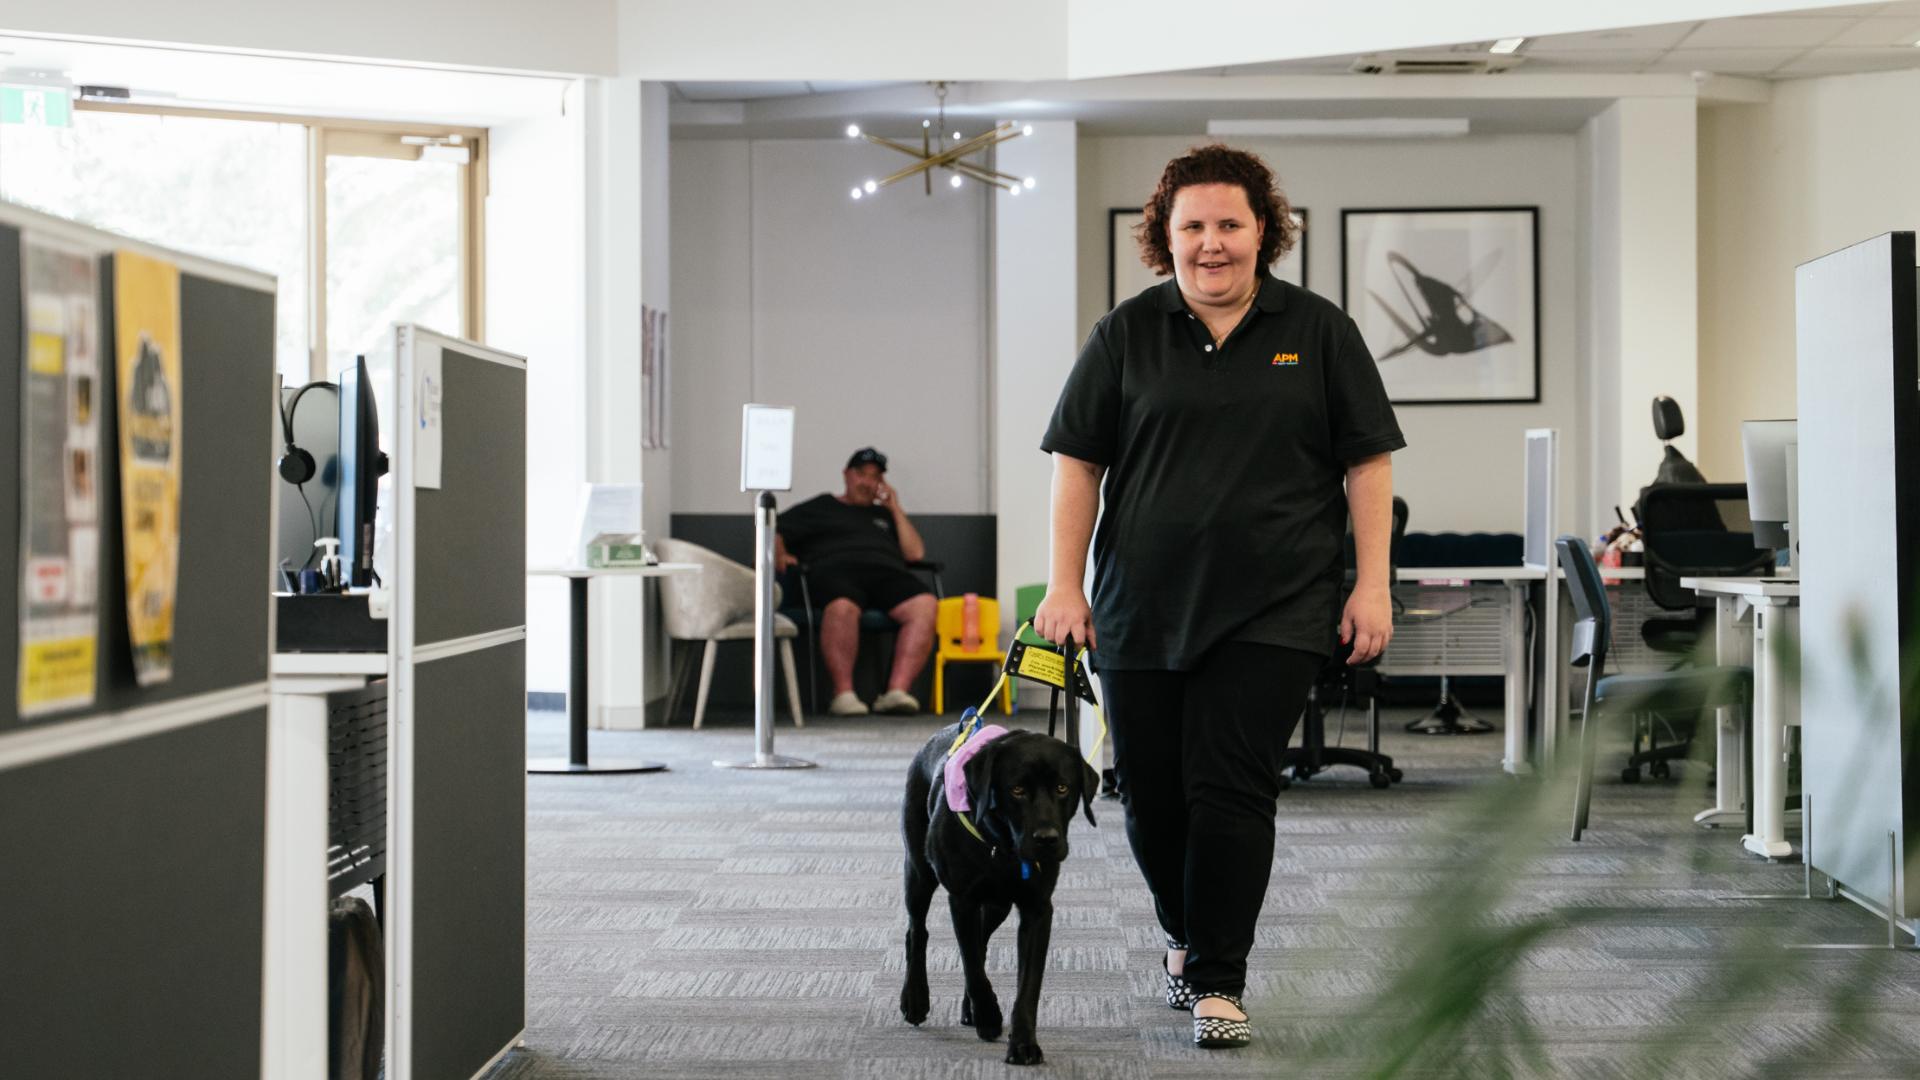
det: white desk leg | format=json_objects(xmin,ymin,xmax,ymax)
[
  {"xmin": 1743, "ymin": 601, "xmax": 1795, "ymax": 859},
  {"xmin": 1695, "ymin": 594, "xmax": 1749, "ymax": 828},
  {"xmin": 1503, "ymin": 582, "xmax": 1531, "ymax": 774},
  {"xmin": 263, "ymin": 687, "xmax": 331, "ymax": 1080}
]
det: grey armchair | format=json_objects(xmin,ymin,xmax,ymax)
[{"xmin": 654, "ymin": 539, "xmax": 806, "ymax": 729}]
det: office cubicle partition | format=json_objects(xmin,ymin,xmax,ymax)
[
  {"xmin": 0, "ymin": 202, "xmax": 278, "ymax": 1077},
  {"xmin": 1795, "ymin": 232, "xmax": 1919, "ymax": 926},
  {"xmin": 387, "ymin": 325, "xmax": 528, "ymax": 1080}
]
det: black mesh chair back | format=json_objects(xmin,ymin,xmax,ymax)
[
  {"xmin": 1638, "ymin": 483, "xmax": 1771, "ymax": 611},
  {"xmin": 1556, "ymin": 535, "xmax": 1610, "ymax": 839}
]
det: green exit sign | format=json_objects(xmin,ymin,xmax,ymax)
[{"xmin": 0, "ymin": 85, "xmax": 73, "ymax": 128}]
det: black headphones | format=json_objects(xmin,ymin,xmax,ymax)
[{"xmin": 278, "ymin": 381, "xmax": 334, "ymax": 485}]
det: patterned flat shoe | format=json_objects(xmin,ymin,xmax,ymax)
[
  {"xmin": 1162, "ymin": 955, "xmax": 1197, "ymax": 1010},
  {"xmin": 1191, "ymin": 993, "xmax": 1252, "ymax": 1049}
]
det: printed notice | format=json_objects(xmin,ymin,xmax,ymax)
[
  {"xmin": 414, "ymin": 344, "xmax": 443, "ymax": 489},
  {"xmin": 113, "ymin": 250, "xmax": 182, "ymax": 687},
  {"xmin": 17, "ymin": 233, "xmax": 101, "ymax": 717}
]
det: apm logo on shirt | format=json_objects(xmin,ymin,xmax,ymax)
[{"xmin": 1272, "ymin": 352, "xmax": 1300, "ymax": 366}]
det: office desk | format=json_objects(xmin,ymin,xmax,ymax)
[
  {"xmin": 266, "ymin": 650, "xmax": 389, "ymax": 1080},
  {"xmin": 1683, "ymin": 576, "xmax": 1801, "ymax": 859},
  {"xmin": 1384, "ymin": 566, "xmax": 1543, "ymax": 773},
  {"xmin": 526, "ymin": 564, "xmax": 701, "ymax": 774}
]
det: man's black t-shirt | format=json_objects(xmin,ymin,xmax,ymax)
[
  {"xmin": 1041, "ymin": 273, "xmax": 1405, "ymax": 671},
  {"xmin": 777, "ymin": 494, "xmax": 907, "ymax": 570}
]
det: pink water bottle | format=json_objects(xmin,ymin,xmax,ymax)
[{"xmin": 962, "ymin": 593, "xmax": 981, "ymax": 652}]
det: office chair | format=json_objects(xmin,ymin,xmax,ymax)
[
  {"xmin": 1636, "ymin": 483, "xmax": 1772, "ymax": 660},
  {"xmin": 780, "ymin": 557, "xmax": 946, "ymax": 713},
  {"xmin": 1281, "ymin": 496, "xmax": 1409, "ymax": 789},
  {"xmin": 655, "ymin": 538, "xmax": 807, "ymax": 729},
  {"xmin": 1650, "ymin": 395, "xmax": 1709, "ymax": 486},
  {"xmin": 1557, "ymin": 535, "xmax": 1751, "ymax": 839}
]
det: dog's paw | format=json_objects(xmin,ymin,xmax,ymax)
[
  {"xmin": 899, "ymin": 978, "xmax": 930, "ymax": 1026},
  {"xmin": 1005, "ymin": 1040, "xmax": 1045, "ymax": 1066},
  {"xmin": 963, "ymin": 994, "xmax": 1003, "ymax": 1041}
]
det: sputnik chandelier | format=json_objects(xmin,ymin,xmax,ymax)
[{"xmin": 847, "ymin": 81, "xmax": 1035, "ymax": 199}]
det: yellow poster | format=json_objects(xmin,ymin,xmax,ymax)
[
  {"xmin": 17, "ymin": 234, "xmax": 102, "ymax": 717},
  {"xmin": 112, "ymin": 250, "xmax": 182, "ymax": 687}
]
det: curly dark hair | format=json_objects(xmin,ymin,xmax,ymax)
[{"xmin": 1135, "ymin": 143, "xmax": 1298, "ymax": 276}]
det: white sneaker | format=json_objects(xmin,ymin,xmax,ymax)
[
  {"xmin": 828, "ymin": 691, "xmax": 869, "ymax": 716},
  {"xmin": 872, "ymin": 689, "xmax": 920, "ymax": 715}
]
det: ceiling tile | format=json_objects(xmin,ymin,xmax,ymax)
[
  {"xmin": 1225, "ymin": 56, "xmax": 1372, "ymax": 74},
  {"xmin": 1777, "ymin": 2, "xmax": 1891, "ymax": 15},
  {"xmin": 1822, "ymin": 16, "xmax": 1920, "ymax": 44},
  {"xmin": 1515, "ymin": 50, "xmax": 1656, "ymax": 72},
  {"xmin": 1524, "ymin": 22, "xmax": 1697, "ymax": 53},
  {"xmin": 1643, "ymin": 47, "xmax": 1805, "ymax": 74},
  {"xmin": 1681, "ymin": 17, "xmax": 1850, "ymax": 48},
  {"xmin": 672, "ymin": 81, "xmax": 812, "ymax": 101},
  {"xmin": 1776, "ymin": 45, "xmax": 1920, "ymax": 73}
]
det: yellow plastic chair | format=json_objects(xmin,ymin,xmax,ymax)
[{"xmin": 933, "ymin": 595, "xmax": 1014, "ymax": 716}]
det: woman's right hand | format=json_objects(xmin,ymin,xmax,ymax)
[{"xmin": 1033, "ymin": 589, "xmax": 1096, "ymax": 652}]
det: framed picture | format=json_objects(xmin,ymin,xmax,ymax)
[
  {"xmin": 1341, "ymin": 207, "xmax": 1539, "ymax": 405},
  {"xmin": 1108, "ymin": 206, "xmax": 1307, "ymax": 310}
]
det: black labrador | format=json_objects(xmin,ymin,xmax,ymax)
[{"xmin": 899, "ymin": 721, "xmax": 1099, "ymax": 1066}]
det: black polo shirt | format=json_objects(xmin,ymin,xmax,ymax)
[{"xmin": 1041, "ymin": 273, "xmax": 1405, "ymax": 671}]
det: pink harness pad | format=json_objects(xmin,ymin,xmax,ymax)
[{"xmin": 945, "ymin": 725, "xmax": 1010, "ymax": 812}]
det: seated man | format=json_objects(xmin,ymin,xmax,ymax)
[{"xmin": 775, "ymin": 447, "xmax": 937, "ymax": 716}]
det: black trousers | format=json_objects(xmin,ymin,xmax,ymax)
[{"xmin": 1103, "ymin": 640, "xmax": 1323, "ymax": 997}]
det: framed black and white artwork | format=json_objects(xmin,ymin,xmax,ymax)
[
  {"xmin": 1108, "ymin": 207, "xmax": 1307, "ymax": 310},
  {"xmin": 1341, "ymin": 207, "xmax": 1539, "ymax": 404}
]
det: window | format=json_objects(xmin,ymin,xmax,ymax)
[{"xmin": 0, "ymin": 104, "xmax": 483, "ymax": 385}]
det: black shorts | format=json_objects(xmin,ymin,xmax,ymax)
[{"xmin": 807, "ymin": 563, "xmax": 932, "ymax": 612}]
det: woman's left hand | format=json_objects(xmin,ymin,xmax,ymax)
[{"xmin": 1339, "ymin": 583, "xmax": 1393, "ymax": 665}]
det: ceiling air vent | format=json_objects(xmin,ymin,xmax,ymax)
[{"xmin": 1350, "ymin": 55, "xmax": 1523, "ymax": 75}]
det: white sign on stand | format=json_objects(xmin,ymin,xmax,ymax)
[{"xmin": 740, "ymin": 404, "xmax": 795, "ymax": 492}]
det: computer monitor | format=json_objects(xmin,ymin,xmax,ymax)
[
  {"xmin": 1741, "ymin": 419, "xmax": 1796, "ymax": 554},
  {"xmin": 336, "ymin": 355, "xmax": 388, "ymax": 588}
]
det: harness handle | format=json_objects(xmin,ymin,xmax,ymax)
[{"xmin": 1048, "ymin": 634, "xmax": 1077, "ymax": 743}]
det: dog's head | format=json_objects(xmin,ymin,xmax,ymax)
[{"xmin": 962, "ymin": 731, "xmax": 1100, "ymax": 865}]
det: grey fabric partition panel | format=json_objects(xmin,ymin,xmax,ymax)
[
  {"xmin": 1, "ymin": 244, "xmax": 275, "ymax": 727},
  {"xmin": 411, "ymin": 640, "xmax": 526, "ymax": 1080},
  {"xmin": 405, "ymin": 336, "xmax": 526, "ymax": 1079},
  {"xmin": 0, "ymin": 229, "xmax": 18, "ymax": 719},
  {"xmin": 0, "ymin": 215, "xmax": 277, "ymax": 1079},
  {"xmin": 1796, "ymin": 232, "xmax": 1920, "ymax": 916},
  {"xmin": 0, "ymin": 709, "xmax": 268, "ymax": 1079},
  {"xmin": 413, "ymin": 349, "xmax": 526, "ymax": 647}
]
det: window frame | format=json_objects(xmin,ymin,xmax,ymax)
[{"xmin": 71, "ymin": 101, "xmax": 487, "ymax": 381}]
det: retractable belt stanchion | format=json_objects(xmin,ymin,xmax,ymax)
[{"xmin": 716, "ymin": 490, "xmax": 816, "ymax": 770}]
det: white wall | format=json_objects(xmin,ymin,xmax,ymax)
[
  {"xmin": 3, "ymin": 0, "xmax": 618, "ymax": 75},
  {"xmin": 1582, "ymin": 99, "xmax": 1698, "ymax": 528},
  {"xmin": 485, "ymin": 85, "xmax": 588, "ymax": 696},
  {"xmin": 1076, "ymin": 133, "xmax": 1582, "ymax": 537},
  {"xmin": 670, "ymin": 138, "xmax": 991, "ymax": 515},
  {"xmin": 1699, "ymin": 67, "xmax": 1920, "ymax": 481},
  {"xmin": 618, "ymin": 0, "xmax": 1067, "ymax": 80},
  {"xmin": 994, "ymin": 121, "xmax": 1078, "ymax": 617}
]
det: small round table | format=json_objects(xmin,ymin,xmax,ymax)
[{"xmin": 526, "ymin": 563, "xmax": 701, "ymax": 774}]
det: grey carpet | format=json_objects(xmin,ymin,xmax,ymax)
[{"xmin": 486, "ymin": 704, "xmax": 1920, "ymax": 1079}]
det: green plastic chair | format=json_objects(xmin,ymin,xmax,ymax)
[{"xmin": 1013, "ymin": 583, "xmax": 1050, "ymax": 646}]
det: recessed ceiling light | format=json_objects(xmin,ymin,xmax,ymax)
[{"xmin": 1490, "ymin": 37, "xmax": 1526, "ymax": 55}]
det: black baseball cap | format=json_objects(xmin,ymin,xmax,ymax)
[{"xmin": 846, "ymin": 447, "xmax": 888, "ymax": 472}]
